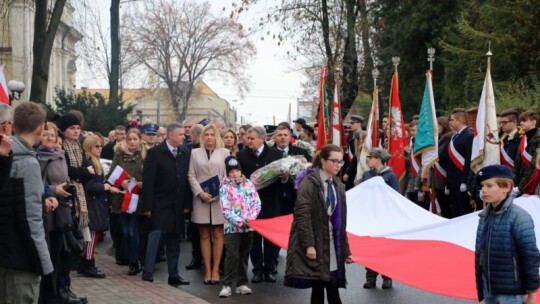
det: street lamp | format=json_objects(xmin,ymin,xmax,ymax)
[{"xmin": 7, "ymin": 80, "xmax": 25, "ymax": 105}]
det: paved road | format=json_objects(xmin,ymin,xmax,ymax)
[{"xmin": 102, "ymin": 236, "xmax": 475, "ymax": 304}]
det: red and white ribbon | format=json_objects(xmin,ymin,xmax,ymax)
[{"xmin": 448, "ymin": 140, "xmax": 465, "ymax": 172}]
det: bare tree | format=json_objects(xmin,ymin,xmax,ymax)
[
  {"xmin": 74, "ymin": 1, "xmax": 137, "ymax": 94},
  {"xmin": 30, "ymin": 0, "xmax": 67, "ymax": 104},
  {"xmin": 124, "ymin": 0, "xmax": 255, "ymax": 121},
  {"xmin": 233, "ymin": 0, "xmax": 374, "ymax": 114}
]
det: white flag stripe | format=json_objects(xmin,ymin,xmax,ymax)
[{"xmin": 346, "ymin": 177, "xmax": 540, "ymax": 251}]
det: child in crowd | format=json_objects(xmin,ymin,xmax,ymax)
[
  {"xmin": 475, "ymin": 165, "xmax": 539, "ymax": 304},
  {"xmin": 219, "ymin": 156, "xmax": 261, "ymax": 298}
]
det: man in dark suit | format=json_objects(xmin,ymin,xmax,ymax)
[
  {"xmin": 101, "ymin": 125, "xmax": 126, "ymax": 160},
  {"xmin": 236, "ymin": 126, "xmax": 283, "ymax": 283},
  {"xmin": 141, "ymin": 122, "xmax": 192, "ymax": 285},
  {"xmin": 444, "ymin": 108, "xmax": 473, "ymax": 218},
  {"xmin": 273, "ymin": 125, "xmax": 310, "ymax": 215},
  {"xmin": 498, "ymin": 109, "xmax": 521, "ymax": 170}
]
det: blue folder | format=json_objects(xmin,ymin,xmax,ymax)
[{"xmin": 200, "ymin": 175, "xmax": 220, "ymax": 198}]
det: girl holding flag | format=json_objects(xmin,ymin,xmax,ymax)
[
  {"xmin": 108, "ymin": 128, "xmax": 146, "ymax": 275},
  {"xmin": 80, "ymin": 135, "xmax": 121, "ymax": 278}
]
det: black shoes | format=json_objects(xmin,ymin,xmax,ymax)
[
  {"xmin": 141, "ymin": 272, "xmax": 154, "ymax": 282},
  {"xmin": 128, "ymin": 260, "xmax": 141, "ymax": 276},
  {"xmin": 251, "ymin": 273, "xmax": 263, "ymax": 283},
  {"xmin": 185, "ymin": 258, "xmax": 202, "ymax": 270},
  {"xmin": 363, "ymin": 279, "xmax": 376, "ymax": 289},
  {"xmin": 58, "ymin": 286, "xmax": 88, "ymax": 304},
  {"xmin": 264, "ymin": 273, "xmax": 276, "ymax": 282},
  {"xmin": 168, "ymin": 276, "xmax": 190, "ymax": 286},
  {"xmin": 78, "ymin": 259, "xmax": 106, "ymax": 278},
  {"xmin": 382, "ymin": 279, "xmax": 393, "ymax": 289}
]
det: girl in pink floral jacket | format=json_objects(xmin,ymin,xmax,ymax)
[{"xmin": 218, "ymin": 156, "xmax": 261, "ymax": 298}]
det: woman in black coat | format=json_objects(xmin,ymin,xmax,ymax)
[{"xmin": 80, "ymin": 135, "xmax": 120, "ymax": 278}]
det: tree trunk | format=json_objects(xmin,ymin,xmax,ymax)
[
  {"xmin": 320, "ymin": 0, "xmax": 335, "ymax": 111},
  {"xmin": 109, "ymin": 0, "xmax": 120, "ymax": 105},
  {"xmin": 30, "ymin": 0, "xmax": 67, "ymax": 104},
  {"xmin": 358, "ymin": 0, "xmax": 374, "ymax": 93},
  {"xmin": 179, "ymin": 82, "xmax": 193, "ymax": 122},
  {"xmin": 341, "ymin": 0, "xmax": 360, "ymax": 115}
]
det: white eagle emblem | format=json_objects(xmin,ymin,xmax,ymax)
[{"xmin": 390, "ymin": 106, "xmax": 403, "ymax": 139}]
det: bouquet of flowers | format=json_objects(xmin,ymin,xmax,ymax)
[
  {"xmin": 250, "ymin": 155, "xmax": 312, "ymax": 190},
  {"xmin": 293, "ymin": 140, "xmax": 315, "ymax": 157}
]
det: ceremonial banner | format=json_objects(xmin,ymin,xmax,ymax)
[
  {"xmin": 471, "ymin": 56, "xmax": 500, "ymax": 172},
  {"xmin": 331, "ymin": 77, "xmax": 346, "ymax": 148},
  {"xmin": 355, "ymin": 83, "xmax": 379, "ymax": 182},
  {"xmin": 413, "ymin": 71, "xmax": 438, "ymax": 178},
  {"xmin": 249, "ymin": 177, "xmax": 540, "ymax": 301},
  {"xmin": 0, "ymin": 65, "xmax": 9, "ymax": 104},
  {"xmin": 387, "ymin": 72, "xmax": 406, "ymax": 179},
  {"xmin": 316, "ymin": 67, "xmax": 328, "ymax": 151}
]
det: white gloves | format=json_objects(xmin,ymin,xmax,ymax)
[
  {"xmin": 460, "ymin": 183, "xmax": 467, "ymax": 192},
  {"xmin": 511, "ymin": 187, "xmax": 520, "ymax": 197},
  {"xmin": 444, "ymin": 187, "xmax": 450, "ymax": 196}
]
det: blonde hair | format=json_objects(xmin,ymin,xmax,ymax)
[
  {"xmin": 83, "ymin": 135, "xmax": 104, "ymax": 175},
  {"xmin": 45, "ymin": 122, "xmax": 60, "ymax": 143},
  {"xmin": 200, "ymin": 124, "xmax": 224, "ymax": 149},
  {"xmin": 222, "ymin": 128, "xmax": 238, "ymax": 155}
]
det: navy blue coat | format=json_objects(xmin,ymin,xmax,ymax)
[
  {"xmin": 142, "ymin": 142, "xmax": 192, "ymax": 234},
  {"xmin": 444, "ymin": 128, "xmax": 473, "ymax": 190},
  {"xmin": 475, "ymin": 196, "xmax": 540, "ymax": 301}
]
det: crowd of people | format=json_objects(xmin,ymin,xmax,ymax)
[{"xmin": 0, "ymin": 100, "xmax": 538, "ymax": 304}]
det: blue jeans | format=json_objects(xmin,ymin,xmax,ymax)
[
  {"xmin": 120, "ymin": 213, "xmax": 140, "ymax": 261},
  {"xmin": 482, "ymin": 275, "xmax": 524, "ymax": 304}
]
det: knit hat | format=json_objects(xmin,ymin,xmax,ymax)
[
  {"xmin": 225, "ymin": 156, "xmax": 242, "ymax": 175},
  {"xmin": 476, "ymin": 165, "xmax": 513, "ymax": 185},
  {"xmin": 368, "ymin": 147, "xmax": 391, "ymax": 162},
  {"xmin": 57, "ymin": 113, "xmax": 80, "ymax": 132}
]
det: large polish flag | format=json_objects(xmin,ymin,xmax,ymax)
[{"xmin": 249, "ymin": 177, "xmax": 540, "ymax": 301}]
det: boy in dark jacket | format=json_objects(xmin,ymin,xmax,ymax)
[
  {"xmin": 359, "ymin": 147, "xmax": 399, "ymax": 289},
  {"xmin": 475, "ymin": 165, "xmax": 539, "ymax": 304}
]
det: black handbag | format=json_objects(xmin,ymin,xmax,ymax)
[
  {"xmin": 54, "ymin": 200, "xmax": 75, "ymax": 231},
  {"xmin": 63, "ymin": 229, "xmax": 84, "ymax": 254}
]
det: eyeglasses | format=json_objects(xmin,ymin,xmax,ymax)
[
  {"xmin": 94, "ymin": 145, "xmax": 103, "ymax": 149},
  {"xmin": 326, "ymin": 159, "xmax": 345, "ymax": 166}
]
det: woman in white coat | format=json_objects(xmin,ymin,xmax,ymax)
[{"xmin": 188, "ymin": 124, "xmax": 230, "ymax": 284}]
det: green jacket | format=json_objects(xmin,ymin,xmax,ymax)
[
  {"xmin": 285, "ymin": 169, "xmax": 351, "ymax": 288},
  {"xmin": 108, "ymin": 147, "xmax": 144, "ymax": 214}
]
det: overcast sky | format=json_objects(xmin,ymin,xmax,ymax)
[{"xmin": 76, "ymin": 0, "xmax": 306, "ymax": 126}]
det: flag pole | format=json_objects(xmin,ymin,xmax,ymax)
[{"xmin": 428, "ymin": 47, "xmax": 435, "ymax": 72}]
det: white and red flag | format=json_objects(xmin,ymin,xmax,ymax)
[
  {"xmin": 126, "ymin": 179, "xmax": 140, "ymax": 194},
  {"xmin": 107, "ymin": 165, "xmax": 129, "ymax": 188},
  {"xmin": 355, "ymin": 81, "xmax": 379, "ymax": 182},
  {"xmin": 0, "ymin": 65, "xmax": 10, "ymax": 104},
  {"xmin": 249, "ymin": 177, "xmax": 540, "ymax": 302},
  {"xmin": 330, "ymin": 77, "xmax": 346, "ymax": 148},
  {"xmin": 471, "ymin": 53, "xmax": 500, "ymax": 172},
  {"xmin": 121, "ymin": 193, "xmax": 139, "ymax": 213}
]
